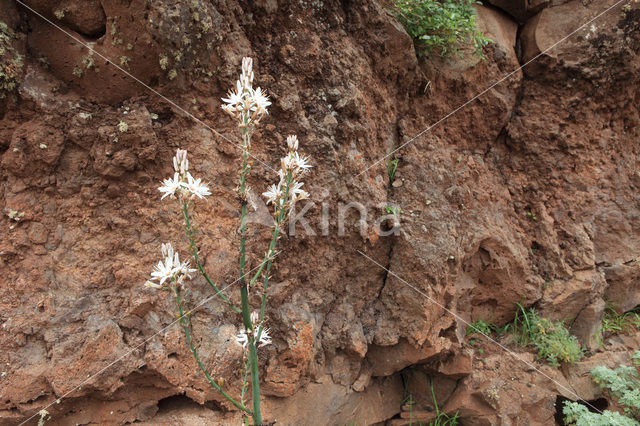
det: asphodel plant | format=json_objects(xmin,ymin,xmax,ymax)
[{"xmin": 145, "ymin": 57, "xmax": 311, "ymax": 425}]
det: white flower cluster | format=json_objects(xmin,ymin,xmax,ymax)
[
  {"xmin": 262, "ymin": 135, "xmax": 311, "ymax": 215},
  {"xmin": 158, "ymin": 149, "xmax": 211, "ymax": 200},
  {"xmin": 221, "ymin": 57, "xmax": 271, "ymax": 125},
  {"xmin": 145, "ymin": 243, "xmax": 196, "ymax": 289},
  {"xmin": 235, "ymin": 311, "xmax": 272, "ymax": 349}
]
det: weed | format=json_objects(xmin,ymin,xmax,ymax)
[
  {"xmin": 466, "ymin": 319, "xmax": 495, "ymax": 337},
  {"xmin": 400, "ymin": 370, "xmax": 460, "ymax": 426},
  {"xmin": 511, "ymin": 303, "xmax": 583, "ymax": 367},
  {"xmin": 601, "ymin": 305, "xmax": 640, "ymax": 336},
  {"xmin": 118, "ymin": 121, "xmax": 129, "ymax": 133},
  {"xmin": 526, "ymin": 211, "xmax": 537, "ymax": 221},
  {"xmin": 388, "ymin": 156, "xmax": 399, "ymax": 184},
  {"xmin": 393, "ymin": 0, "xmax": 491, "ymax": 58},
  {"xmin": 72, "ymin": 66, "xmax": 83, "ymax": 78},
  {"xmin": 54, "ymin": 9, "xmax": 66, "ymax": 19},
  {"xmin": 564, "ymin": 351, "xmax": 640, "ymax": 424},
  {"xmin": 385, "ymin": 205, "xmax": 403, "ymax": 216},
  {"xmin": 429, "ymin": 377, "xmax": 460, "ymax": 426}
]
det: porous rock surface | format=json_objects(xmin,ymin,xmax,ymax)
[{"xmin": 0, "ymin": 0, "xmax": 639, "ymax": 424}]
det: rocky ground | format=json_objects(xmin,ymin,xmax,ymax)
[{"xmin": 0, "ymin": 0, "xmax": 639, "ymax": 424}]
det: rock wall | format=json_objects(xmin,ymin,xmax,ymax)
[{"xmin": 0, "ymin": 0, "xmax": 639, "ymax": 424}]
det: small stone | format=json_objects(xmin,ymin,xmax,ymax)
[{"xmin": 392, "ymin": 179, "xmax": 403, "ymax": 188}]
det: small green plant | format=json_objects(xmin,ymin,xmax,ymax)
[
  {"xmin": 602, "ymin": 305, "xmax": 640, "ymax": 336},
  {"xmin": 393, "ymin": 0, "xmax": 491, "ymax": 58},
  {"xmin": 429, "ymin": 378, "xmax": 460, "ymax": 426},
  {"xmin": 118, "ymin": 121, "xmax": 129, "ymax": 133},
  {"xmin": 388, "ymin": 156, "xmax": 399, "ymax": 184},
  {"xmin": 120, "ymin": 56, "xmax": 130, "ymax": 68},
  {"xmin": 385, "ymin": 205, "xmax": 403, "ymax": 215},
  {"xmin": 526, "ymin": 211, "xmax": 537, "ymax": 221},
  {"xmin": 466, "ymin": 319, "xmax": 495, "ymax": 337},
  {"xmin": 564, "ymin": 351, "xmax": 640, "ymax": 425},
  {"xmin": 511, "ymin": 303, "xmax": 583, "ymax": 367},
  {"xmin": 400, "ymin": 370, "xmax": 459, "ymax": 426},
  {"xmin": 54, "ymin": 9, "xmax": 66, "ymax": 19},
  {"xmin": 563, "ymin": 403, "xmax": 637, "ymax": 426}
]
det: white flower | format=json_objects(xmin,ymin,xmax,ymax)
[
  {"xmin": 145, "ymin": 243, "xmax": 195, "ymax": 289},
  {"xmin": 235, "ymin": 329, "xmax": 249, "ymax": 348},
  {"xmin": 221, "ymin": 82, "xmax": 243, "ymax": 111},
  {"xmin": 250, "ymin": 87, "xmax": 271, "ymax": 114},
  {"xmin": 221, "ymin": 104, "xmax": 237, "ymax": 117},
  {"xmin": 281, "ymin": 154, "xmax": 295, "ymax": 173},
  {"xmin": 292, "ymin": 152, "xmax": 311, "ymax": 172},
  {"xmin": 286, "ymin": 135, "xmax": 298, "ymax": 151},
  {"xmin": 262, "ymin": 183, "xmax": 283, "ymax": 205},
  {"xmin": 175, "ymin": 259, "xmax": 197, "ymax": 283},
  {"xmin": 183, "ymin": 172, "xmax": 211, "ymax": 199},
  {"xmin": 173, "ymin": 149, "xmax": 189, "ymax": 175},
  {"xmin": 149, "ymin": 257, "xmax": 176, "ymax": 287},
  {"xmin": 161, "ymin": 242, "xmax": 174, "ymax": 259},
  {"xmin": 158, "ymin": 172, "xmax": 183, "ymax": 200},
  {"xmin": 234, "ymin": 326, "xmax": 272, "ymax": 349},
  {"xmin": 289, "ymin": 181, "xmax": 309, "ymax": 202},
  {"xmin": 241, "ymin": 57, "xmax": 253, "ymax": 85},
  {"xmin": 257, "ymin": 328, "xmax": 272, "ymax": 347},
  {"xmin": 250, "ymin": 311, "xmax": 260, "ymax": 324},
  {"xmin": 144, "ymin": 280, "xmax": 163, "ymax": 289}
]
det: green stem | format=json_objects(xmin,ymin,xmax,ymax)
[
  {"xmin": 182, "ymin": 202, "xmax": 240, "ymax": 313},
  {"xmin": 238, "ymin": 114, "xmax": 262, "ymax": 425},
  {"xmin": 256, "ymin": 173, "xmax": 293, "ymax": 341},
  {"xmin": 249, "ymin": 339, "xmax": 262, "ymax": 424},
  {"xmin": 239, "ymin": 120, "xmax": 251, "ymax": 329},
  {"xmin": 174, "ymin": 288, "xmax": 250, "ymax": 414},
  {"xmin": 240, "ymin": 358, "xmax": 250, "ymax": 404}
]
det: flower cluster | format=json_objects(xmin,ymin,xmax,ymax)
[
  {"xmin": 221, "ymin": 57, "xmax": 271, "ymax": 125},
  {"xmin": 235, "ymin": 311, "xmax": 272, "ymax": 349},
  {"xmin": 145, "ymin": 243, "xmax": 196, "ymax": 289},
  {"xmin": 158, "ymin": 149, "xmax": 211, "ymax": 201},
  {"xmin": 262, "ymin": 135, "xmax": 311, "ymax": 215}
]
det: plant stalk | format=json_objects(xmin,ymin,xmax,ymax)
[
  {"xmin": 182, "ymin": 202, "xmax": 240, "ymax": 313},
  {"xmin": 238, "ymin": 115, "xmax": 262, "ymax": 425},
  {"xmin": 174, "ymin": 287, "xmax": 250, "ymax": 414},
  {"xmin": 249, "ymin": 339, "xmax": 262, "ymax": 424}
]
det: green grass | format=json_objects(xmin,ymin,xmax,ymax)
[
  {"xmin": 465, "ymin": 319, "xmax": 496, "ymax": 337},
  {"xmin": 393, "ymin": 0, "xmax": 491, "ymax": 58},
  {"xmin": 388, "ymin": 156, "xmax": 399, "ymax": 185},
  {"xmin": 401, "ymin": 371, "xmax": 459, "ymax": 426},
  {"xmin": 511, "ymin": 303, "xmax": 583, "ymax": 367},
  {"xmin": 428, "ymin": 377, "xmax": 459, "ymax": 426},
  {"xmin": 602, "ymin": 305, "xmax": 640, "ymax": 336},
  {"xmin": 385, "ymin": 205, "xmax": 403, "ymax": 215}
]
